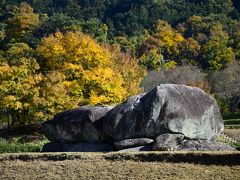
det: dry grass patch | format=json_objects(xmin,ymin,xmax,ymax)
[
  {"xmin": 0, "ymin": 152, "xmax": 240, "ymax": 179},
  {"xmin": 225, "ymin": 129, "xmax": 240, "ymax": 142}
]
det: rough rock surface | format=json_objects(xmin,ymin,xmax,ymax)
[
  {"xmin": 152, "ymin": 133, "xmax": 185, "ymax": 151},
  {"xmin": 102, "ymin": 84, "xmax": 224, "ymax": 141},
  {"xmin": 114, "ymin": 138, "xmax": 154, "ymax": 149},
  {"xmin": 177, "ymin": 140, "xmax": 236, "ymax": 151},
  {"xmin": 41, "ymin": 106, "xmax": 112, "ymax": 143},
  {"xmin": 117, "ymin": 145, "xmax": 153, "ymax": 152},
  {"xmin": 42, "ymin": 142, "xmax": 114, "ymax": 152}
]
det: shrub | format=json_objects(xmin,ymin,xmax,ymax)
[
  {"xmin": 141, "ymin": 65, "xmax": 206, "ymax": 92},
  {"xmin": 209, "ymin": 63, "xmax": 240, "ymax": 115},
  {"xmin": 0, "ymin": 137, "xmax": 48, "ymax": 153}
]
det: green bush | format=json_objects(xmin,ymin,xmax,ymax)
[{"xmin": 0, "ymin": 138, "xmax": 48, "ymax": 153}]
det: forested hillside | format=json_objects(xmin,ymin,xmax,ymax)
[{"xmin": 0, "ymin": 0, "xmax": 239, "ymax": 127}]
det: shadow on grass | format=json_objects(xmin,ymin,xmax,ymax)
[
  {"xmin": 1, "ymin": 152, "xmax": 240, "ymax": 166},
  {"xmin": 104, "ymin": 152, "xmax": 240, "ymax": 166}
]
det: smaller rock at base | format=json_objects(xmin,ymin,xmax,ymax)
[
  {"xmin": 42, "ymin": 142, "xmax": 114, "ymax": 152},
  {"xmin": 177, "ymin": 140, "xmax": 236, "ymax": 151},
  {"xmin": 117, "ymin": 146, "xmax": 153, "ymax": 152},
  {"xmin": 114, "ymin": 138, "xmax": 154, "ymax": 149},
  {"xmin": 153, "ymin": 133, "xmax": 185, "ymax": 151}
]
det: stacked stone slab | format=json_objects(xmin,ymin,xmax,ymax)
[{"xmin": 41, "ymin": 84, "xmax": 235, "ymax": 152}]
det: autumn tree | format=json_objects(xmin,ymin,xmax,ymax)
[
  {"xmin": 108, "ymin": 44, "xmax": 146, "ymax": 96},
  {"xmin": 33, "ymin": 71, "xmax": 80, "ymax": 121},
  {"xmin": 154, "ymin": 20, "xmax": 184, "ymax": 61},
  {"xmin": 37, "ymin": 31, "xmax": 127, "ymax": 105},
  {"xmin": 138, "ymin": 48, "xmax": 164, "ymax": 70},
  {"xmin": 4, "ymin": 2, "xmax": 39, "ymax": 43},
  {"xmin": 178, "ymin": 37, "xmax": 201, "ymax": 65},
  {"xmin": 0, "ymin": 43, "xmax": 42, "ymax": 127},
  {"xmin": 0, "ymin": 43, "xmax": 79, "ymax": 127},
  {"xmin": 137, "ymin": 20, "xmax": 183, "ymax": 70}
]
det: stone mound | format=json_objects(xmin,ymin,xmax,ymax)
[{"xmin": 41, "ymin": 84, "xmax": 235, "ymax": 152}]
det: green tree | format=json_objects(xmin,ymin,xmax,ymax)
[
  {"xmin": 83, "ymin": 18, "xmax": 109, "ymax": 43},
  {"xmin": 0, "ymin": 23, "xmax": 6, "ymax": 42},
  {"xmin": 202, "ymin": 24, "xmax": 234, "ymax": 70},
  {"xmin": 181, "ymin": 15, "xmax": 210, "ymax": 44},
  {"xmin": 38, "ymin": 13, "xmax": 83, "ymax": 36},
  {"xmin": 228, "ymin": 21, "xmax": 240, "ymax": 61}
]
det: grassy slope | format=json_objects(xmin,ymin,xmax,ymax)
[{"xmin": 0, "ymin": 152, "xmax": 240, "ymax": 179}]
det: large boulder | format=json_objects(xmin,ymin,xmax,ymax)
[
  {"xmin": 41, "ymin": 84, "xmax": 231, "ymax": 152},
  {"xmin": 102, "ymin": 84, "xmax": 224, "ymax": 141},
  {"xmin": 41, "ymin": 106, "xmax": 112, "ymax": 143}
]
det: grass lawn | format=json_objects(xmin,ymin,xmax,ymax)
[
  {"xmin": 224, "ymin": 119, "xmax": 240, "ymax": 129},
  {"xmin": 0, "ymin": 152, "xmax": 240, "ymax": 179}
]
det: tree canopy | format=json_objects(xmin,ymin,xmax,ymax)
[{"xmin": 0, "ymin": 1, "xmax": 240, "ymax": 126}]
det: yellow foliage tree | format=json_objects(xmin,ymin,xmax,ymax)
[
  {"xmin": 137, "ymin": 20, "xmax": 185, "ymax": 70},
  {"xmin": 37, "ymin": 31, "xmax": 127, "ymax": 105},
  {"xmin": 33, "ymin": 71, "xmax": 80, "ymax": 121},
  {"xmin": 0, "ymin": 43, "xmax": 79, "ymax": 127},
  {"xmin": 0, "ymin": 51, "xmax": 42, "ymax": 126},
  {"xmin": 5, "ymin": 2, "xmax": 39, "ymax": 42},
  {"xmin": 155, "ymin": 20, "xmax": 184, "ymax": 60},
  {"xmin": 108, "ymin": 44, "xmax": 146, "ymax": 96},
  {"xmin": 139, "ymin": 48, "xmax": 164, "ymax": 70}
]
